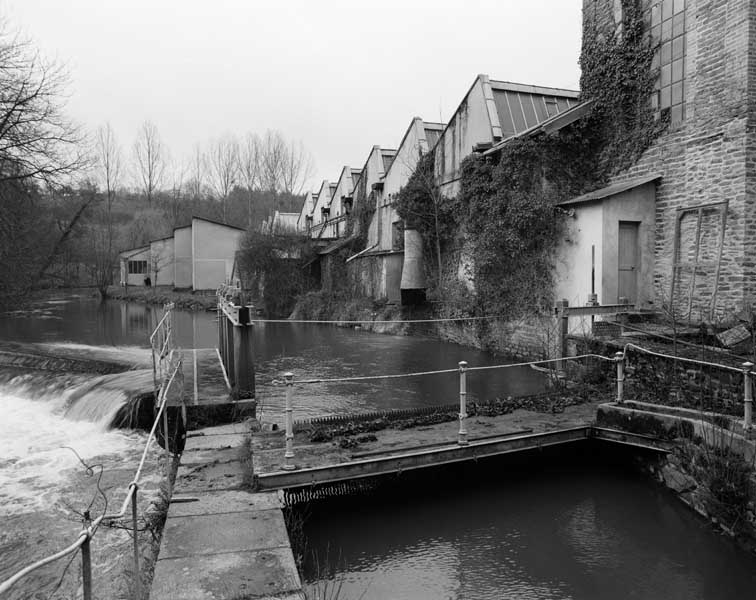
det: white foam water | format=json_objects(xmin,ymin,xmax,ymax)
[{"xmin": 0, "ymin": 375, "xmax": 143, "ymax": 515}]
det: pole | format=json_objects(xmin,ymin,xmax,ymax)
[
  {"xmin": 162, "ymin": 392, "xmax": 170, "ymax": 466},
  {"xmin": 81, "ymin": 533, "xmax": 92, "ymax": 600},
  {"xmin": 458, "ymin": 361, "xmax": 468, "ymax": 446},
  {"xmin": 743, "ymin": 362, "xmax": 753, "ymax": 432},
  {"xmin": 555, "ymin": 299, "xmax": 569, "ymax": 376},
  {"xmin": 282, "ymin": 373, "xmax": 296, "ymax": 470},
  {"xmin": 615, "ymin": 351, "xmax": 625, "ymax": 404},
  {"xmin": 131, "ymin": 485, "xmax": 140, "ymax": 600}
]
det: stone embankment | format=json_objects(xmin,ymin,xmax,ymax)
[
  {"xmin": 289, "ymin": 293, "xmax": 551, "ymax": 358},
  {"xmin": 597, "ymin": 401, "xmax": 756, "ymax": 555},
  {"xmin": 106, "ymin": 285, "xmax": 218, "ymax": 311}
]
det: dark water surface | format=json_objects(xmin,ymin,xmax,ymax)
[
  {"xmin": 0, "ymin": 295, "xmax": 545, "ymax": 420},
  {"xmin": 4, "ymin": 296, "xmax": 756, "ymax": 599},
  {"xmin": 300, "ymin": 444, "xmax": 756, "ymax": 600}
]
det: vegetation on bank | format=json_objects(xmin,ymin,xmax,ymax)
[
  {"xmin": 0, "ymin": 15, "xmax": 313, "ymax": 311},
  {"xmin": 105, "ymin": 285, "xmax": 218, "ymax": 311}
]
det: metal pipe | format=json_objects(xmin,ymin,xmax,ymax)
[
  {"xmin": 282, "ymin": 373, "xmax": 296, "ymax": 470},
  {"xmin": 458, "ymin": 361, "xmax": 468, "ymax": 446},
  {"xmin": 615, "ymin": 352, "xmax": 625, "ymax": 404},
  {"xmin": 743, "ymin": 362, "xmax": 753, "ymax": 431},
  {"xmin": 131, "ymin": 486, "xmax": 140, "ymax": 600},
  {"xmin": 81, "ymin": 533, "xmax": 92, "ymax": 600}
]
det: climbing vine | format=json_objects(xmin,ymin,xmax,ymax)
[
  {"xmin": 449, "ymin": 0, "xmax": 667, "ymax": 318},
  {"xmin": 395, "ymin": 152, "xmax": 462, "ymax": 282}
]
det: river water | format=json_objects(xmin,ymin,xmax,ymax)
[{"xmin": 2, "ymin": 294, "xmax": 756, "ymax": 598}]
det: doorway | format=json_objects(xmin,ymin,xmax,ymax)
[{"xmin": 618, "ymin": 221, "xmax": 639, "ymax": 303}]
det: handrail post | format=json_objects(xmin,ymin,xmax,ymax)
[
  {"xmin": 131, "ymin": 484, "xmax": 140, "ymax": 600},
  {"xmin": 743, "ymin": 362, "xmax": 753, "ymax": 432},
  {"xmin": 162, "ymin": 391, "xmax": 170, "ymax": 468},
  {"xmin": 282, "ymin": 373, "xmax": 296, "ymax": 470},
  {"xmin": 615, "ymin": 351, "xmax": 625, "ymax": 404},
  {"xmin": 81, "ymin": 531, "xmax": 92, "ymax": 600},
  {"xmin": 458, "ymin": 361, "xmax": 468, "ymax": 446}
]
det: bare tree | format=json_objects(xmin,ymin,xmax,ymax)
[
  {"xmin": 258, "ymin": 130, "xmax": 314, "ymax": 196},
  {"xmin": 207, "ymin": 134, "xmax": 239, "ymax": 222},
  {"xmin": 0, "ymin": 19, "xmax": 86, "ymax": 184},
  {"xmin": 260, "ymin": 130, "xmax": 284, "ymax": 193},
  {"xmin": 279, "ymin": 138, "xmax": 314, "ymax": 195},
  {"xmin": 167, "ymin": 159, "xmax": 186, "ymax": 227},
  {"xmin": 95, "ymin": 123, "xmax": 121, "ymax": 249},
  {"xmin": 238, "ymin": 132, "xmax": 261, "ymax": 228},
  {"xmin": 132, "ymin": 120, "xmax": 166, "ymax": 204},
  {"xmin": 186, "ymin": 143, "xmax": 205, "ymax": 201}
]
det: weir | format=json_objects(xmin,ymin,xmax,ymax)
[{"xmin": 6, "ymin": 299, "xmax": 756, "ymax": 600}]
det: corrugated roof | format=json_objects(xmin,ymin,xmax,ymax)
[
  {"xmin": 484, "ymin": 100, "xmax": 594, "ymax": 156},
  {"xmin": 492, "ymin": 88, "xmax": 580, "ymax": 139},
  {"xmin": 558, "ymin": 174, "xmax": 662, "ymax": 206}
]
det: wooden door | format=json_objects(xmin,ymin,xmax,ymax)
[{"xmin": 618, "ymin": 222, "xmax": 639, "ymax": 303}]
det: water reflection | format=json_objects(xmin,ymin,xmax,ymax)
[
  {"xmin": 0, "ymin": 298, "xmax": 546, "ymax": 420},
  {"xmin": 301, "ymin": 446, "xmax": 756, "ymax": 600}
]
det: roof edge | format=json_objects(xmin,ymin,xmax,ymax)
[{"xmin": 558, "ymin": 174, "xmax": 663, "ymax": 207}]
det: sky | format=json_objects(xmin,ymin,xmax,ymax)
[{"xmin": 3, "ymin": 0, "xmax": 584, "ymax": 192}]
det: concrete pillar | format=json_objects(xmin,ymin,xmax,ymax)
[{"xmin": 232, "ymin": 306, "xmax": 255, "ymax": 400}]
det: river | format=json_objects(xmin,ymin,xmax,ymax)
[{"xmin": 2, "ymin": 293, "xmax": 756, "ymax": 599}]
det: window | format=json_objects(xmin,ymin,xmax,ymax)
[
  {"xmin": 128, "ymin": 260, "xmax": 148, "ymax": 274},
  {"xmin": 644, "ymin": 0, "xmax": 686, "ymax": 123}
]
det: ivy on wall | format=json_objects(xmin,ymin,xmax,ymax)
[{"xmin": 394, "ymin": 0, "xmax": 667, "ymax": 318}]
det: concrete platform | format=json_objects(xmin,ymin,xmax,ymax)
[
  {"xmin": 150, "ymin": 422, "xmax": 304, "ymax": 600},
  {"xmin": 251, "ymin": 401, "xmax": 670, "ymax": 491}
]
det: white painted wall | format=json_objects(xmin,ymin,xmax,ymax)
[
  {"xmin": 310, "ymin": 180, "xmax": 333, "ymax": 238},
  {"xmin": 297, "ymin": 191, "xmax": 317, "ymax": 231},
  {"xmin": 434, "ymin": 76, "xmax": 495, "ymax": 195},
  {"xmin": 150, "ymin": 238, "xmax": 175, "ymax": 286},
  {"xmin": 191, "ymin": 218, "xmax": 244, "ymax": 290},
  {"xmin": 554, "ymin": 202, "xmax": 603, "ymax": 307},
  {"xmin": 361, "ymin": 146, "xmax": 389, "ymax": 247},
  {"xmin": 174, "ymin": 226, "xmax": 192, "ymax": 288}
]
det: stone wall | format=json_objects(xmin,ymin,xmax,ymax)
[
  {"xmin": 584, "ymin": 0, "xmax": 756, "ymax": 319},
  {"xmin": 574, "ymin": 335, "xmax": 748, "ymax": 416},
  {"xmin": 597, "ymin": 403, "xmax": 756, "ymax": 552}
]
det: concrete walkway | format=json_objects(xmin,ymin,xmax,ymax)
[{"xmin": 150, "ymin": 423, "xmax": 303, "ymax": 600}]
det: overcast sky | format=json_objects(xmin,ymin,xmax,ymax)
[{"xmin": 4, "ymin": 0, "xmax": 583, "ymax": 191}]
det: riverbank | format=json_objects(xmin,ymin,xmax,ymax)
[
  {"xmin": 290, "ymin": 292, "xmax": 553, "ymax": 359},
  {"xmin": 106, "ymin": 285, "xmax": 218, "ymax": 311}
]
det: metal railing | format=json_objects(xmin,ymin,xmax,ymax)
[
  {"xmin": 1, "ymin": 313, "xmax": 184, "ymax": 600},
  {"xmin": 619, "ymin": 342, "xmax": 754, "ymax": 429},
  {"xmin": 150, "ymin": 302, "xmax": 175, "ymax": 391},
  {"xmin": 277, "ymin": 353, "xmax": 614, "ymax": 470},
  {"xmin": 275, "ymin": 344, "xmax": 756, "ymax": 469}
]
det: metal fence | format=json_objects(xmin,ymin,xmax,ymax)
[
  {"xmin": 277, "ymin": 353, "xmax": 616, "ymax": 471},
  {"xmin": 0, "ymin": 311, "xmax": 184, "ymax": 600},
  {"xmin": 273, "ymin": 345, "xmax": 756, "ymax": 469},
  {"xmin": 621, "ymin": 342, "xmax": 754, "ymax": 423}
]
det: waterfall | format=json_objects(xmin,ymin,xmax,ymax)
[
  {"xmin": 63, "ymin": 369, "xmax": 155, "ymax": 427},
  {"xmin": 0, "ymin": 370, "xmax": 145, "ymax": 515},
  {"xmin": 0, "ymin": 367, "xmax": 155, "ymax": 428}
]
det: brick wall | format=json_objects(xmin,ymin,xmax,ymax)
[{"xmin": 584, "ymin": 0, "xmax": 756, "ymax": 320}]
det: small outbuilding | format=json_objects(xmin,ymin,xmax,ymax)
[{"xmin": 119, "ymin": 216, "xmax": 246, "ymax": 291}]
